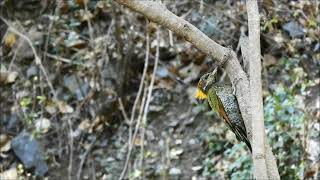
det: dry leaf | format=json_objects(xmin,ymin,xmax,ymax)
[
  {"xmin": 0, "ymin": 134, "xmax": 11, "ymax": 152},
  {"xmin": 263, "ymin": 54, "xmax": 277, "ymax": 67},
  {"xmin": 169, "ymin": 148, "xmax": 184, "ymax": 159},
  {"xmin": 57, "ymin": 101, "xmax": 74, "ymax": 113},
  {"xmin": 78, "ymin": 119, "xmax": 91, "ymax": 132},
  {"xmin": 0, "ymin": 71, "xmax": 19, "ymax": 85},
  {"xmin": 4, "ymin": 33, "xmax": 17, "ymax": 48},
  {"xmin": 35, "ymin": 118, "xmax": 51, "ymax": 133},
  {"xmin": 45, "ymin": 101, "xmax": 58, "ymax": 114},
  {"xmin": 133, "ymin": 137, "xmax": 143, "ymax": 146},
  {"xmin": 74, "ymin": 0, "xmax": 88, "ymax": 6},
  {"xmin": 81, "ymin": 11, "xmax": 94, "ymax": 21}
]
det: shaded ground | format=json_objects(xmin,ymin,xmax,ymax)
[
  {"xmin": 46, "ymin": 87, "xmax": 214, "ymax": 179},
  {"xmin": 0, "ymin": 1, "xmax": 319, "ymax": 180}
]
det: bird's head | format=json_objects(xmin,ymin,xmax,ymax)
[{"xmin": 195, "ymin": 72, "xmax": 216, "ymax": 103}]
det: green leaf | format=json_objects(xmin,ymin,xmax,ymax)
[{"xmin": 20, "ymin": 97, "xmax": 32, "ymax": 107}]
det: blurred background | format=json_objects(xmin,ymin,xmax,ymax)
[{"xmin": 0, "ymin": 0, "xmax": 319, "ymax": 179}]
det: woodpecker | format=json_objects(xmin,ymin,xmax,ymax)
[{"xmin": 195, "ymin": 73, "xmax": 252, "ymax": 152}]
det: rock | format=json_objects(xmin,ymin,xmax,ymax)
[
  {"xmin": 11, "ymin": 132, "xmax": 48, "ymax": 176},
  {"xmin": 63, "ymin": 75, "xmax": 78, "ymax": 94},
  {"xmin": 169, "ymin": 167, "xmax": 181, "ymax": 175},
  {"xmin": 6, "ymin": 114, "xmax": 19, "ymax": 131},
  {"xmin": 26, "ymin": 66, "xmax": 38, "ymax": 78},
  {"xmin": 282, "ymin": 21, "xmax": 304, "ymax": 38},
  {"xmin": 0, "ymin": 167, "xmax": 18, "ymax": 180},
  {"xmin": 63, "ymin": 75, "xmax": 89, "ymax": 100},
  {"xmin": 76, "ymin": 82, "xmax": 89, "ymax": 100},
  {"xmin": 156, "ymin": 67, "xmax": 169, "ymax": 78},
  {"xmin": 191, "ymin": 166, "xmax": 203, "ymax": 171},
  {"xmin": 35, "ymin": 118, "xmax": 51, "ymax": 133}
]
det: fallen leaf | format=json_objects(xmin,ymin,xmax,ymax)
[
  {"xmin": 263, "ymin": 54, "xmax": 277, "ymax": 67},
  {"xmin": 74, "ymin": 0, "xmax": 88, "ymax": 6},
  {"xmin": 170, "ymin": 148, "xmax": 184, "ymax": 159},
  {"xmin": 191, "ymin": 166, "xmax": 202, "ymax": 171},
  {"xmin": 133, "ymin": 137, "xmax": 143, "ymax": 146},
  {"xmin": 0, "ymin": 134, "xmax": 11, "ymax": 152},
  {"xmin": 45, "ymin": 101, "xmax": 58, "ymax": 114},
  {"xmin": 35, "ymin": 118, "xmax": 51, "ymax": 133},
  {"xmin": 81, "ymin": 10, "xmax": 94, "ymax": 21},
  {"xmin": 78, "ymin": 119, "xmax": 91, "ymax": 132},
  {"xmin": 0, "ymin": 71, "xmax": 19, "ymax": 85},
  {"xmin": 4, "ymin": 33, "xmax": 17, "ymax": 48},
  {"xmin": 57, "ymin": 101, "xmax": 74, "ymax": 113}
]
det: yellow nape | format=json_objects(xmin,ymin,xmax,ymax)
[{"xmin": 195, "ymin": 88, "xmax": 208, "ymax": 99}]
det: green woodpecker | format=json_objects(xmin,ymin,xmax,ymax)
[{"xmin": 195, "ymin": 73, "xmax": 252, "ymax": 152}]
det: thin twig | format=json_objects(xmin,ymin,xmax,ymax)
[
  {"xmin": 118, "ymin": 98, "xmax": 130, "ymax": 125},
  {"xmin": 0, "ymin": 16, "xmax": 57, "ymax": 98},
  {"xmin": 139, "ymin": 26, "xmax": 160, "ymax": 179},
  {"xmin": 39, "ymin": 1, "xmax": 61, "ymax": 121},
  {"xmin": 120, "ymin": 84, "xmax": 148, "ymax": 180},
  {"xmin": 76, "ymin": 137, "xmax": 97, "ymax": 180},
  {"xmin": 119, "ymin": 21, "xmax": 150, "ymax": 180},
  {"xmin": 67, "ymin": 118, "xmax": 74, "ymax": 180},
  {"xmin": 8, "ymin": 41, "xmax": 22, "ymax": 71},
  {"xmin": 84, "ymin": 0, "xmax": 95, "ymax": 46},
  {"xmin": 90, "ymin": 159, "xmax": 96, "ymax": 180},
  {"xmin": 45, "ymin": 52, "xmax": 88, "ymax": 67}
]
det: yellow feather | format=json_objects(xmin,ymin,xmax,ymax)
[{"xmin": 195, "ymin": 88, "xmax": 208, "ymax": 99}]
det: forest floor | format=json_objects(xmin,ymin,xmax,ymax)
[{"xmin": 0, "ymin": 1, "xmax": 319, "ymax": 180}]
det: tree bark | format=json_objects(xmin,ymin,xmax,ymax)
[
  {"xmin": 246, "ymin": 0, "xmax": 268, "ymax": 179},
  {"xmin": 246, "ymin": 1, "xmax": 280, "ymax": 179}
]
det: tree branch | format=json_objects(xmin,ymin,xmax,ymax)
[
  {"xmin": 113, "ymin": 0, "xmax": 252, "ymax": 138},
  {"xmin": 246, "ymin": 0, "xmax": 280, "ymax": 179},
  {"xmin": 246, "ymin": 0, "xmax": 268, "ymax": 179}
]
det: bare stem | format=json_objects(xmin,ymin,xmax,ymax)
[
  {"xmin": 119, "ymin": 22, "xmax": 150, "ymax": 180},
  {"xmin": 140, "ymin": 26, "xmax": 160, "ymax": 178},
  {"xmin": 246, "ymin": 0, "xmax": 280, "ymax": 179}
]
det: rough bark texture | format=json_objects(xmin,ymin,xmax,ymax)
[
  {"xmin": 113, "ymin": 0, "xmax": 279, "ymax": 179},
  {"xmin": 246, "ymin": 0, "xmax": 268, "ymax": 179},
  {"xmin": 246, "ymin": 0, "xmax": 280, "ymax": 179},
  {"xmin": 239, "ymin": 34, "xmax": 250, "ymax": 74}
]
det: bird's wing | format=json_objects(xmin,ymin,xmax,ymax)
[
  {"xmin": 207, "ymin": 88, "xmax": 236, "ymax": 132},
  {"xmin": 209, "ymin": 85, "xmax": 252, "ymax": 152}
]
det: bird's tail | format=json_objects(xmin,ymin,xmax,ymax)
[
  {"xmin": 234, "ymin": 126, "xmax": 252, "ymax": 153},
  {"xmin": 243, "ymin": 138, "xmax": 252, "ymax": 153}
]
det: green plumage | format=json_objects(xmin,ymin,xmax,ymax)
[
  {"xmin": 196, "ymin": 72, "xmax": 251, "ymax": 152},
  {"xmin": 207, "ymin": 83, "xmax": 252, "ymax": 152}
]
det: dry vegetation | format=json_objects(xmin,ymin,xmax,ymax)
[{"xmin": 0, "ymin": 0, "xmax": 319, "ymax": 179}]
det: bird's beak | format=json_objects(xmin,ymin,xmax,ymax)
[
  {"xmin": 196, "ymin": 98, "xmax": 204, "ymax": 104},
  {"xmin": 195, "ymin": 88, "xmax": 207, "ymax": 104}
]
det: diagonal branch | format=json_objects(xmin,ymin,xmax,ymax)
[{"xmin": 113, "ymin": 0, "xmax": 252, "ymax": 138}]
